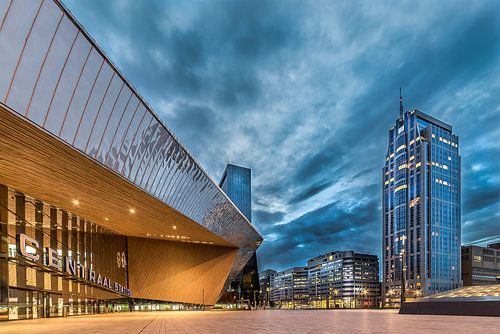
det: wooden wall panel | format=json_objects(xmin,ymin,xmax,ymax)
[
  {"xmin": 0, "ymin": 104, "xmax": 233, "ymax": 247},
  {"xmin": 127, "ymin": 237, "xmax": 238, "ymax": 305}
]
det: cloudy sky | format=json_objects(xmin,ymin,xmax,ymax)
[{"xmin": 62, "ymin": 0, "xmax": 500, "ymax": 272}]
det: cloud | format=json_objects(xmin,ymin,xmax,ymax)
[{"xmin": 62, "ymin": 0, "xmax": 500, "ymax": 271}]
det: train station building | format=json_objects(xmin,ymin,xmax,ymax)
[{"xmin": 0, "ymin": 0, "xmax": 262, "ymax": 320}]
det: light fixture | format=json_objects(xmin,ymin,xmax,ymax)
[
  {"xmin": 105, "ymin": 218, "xmax": 109, "ymax": 221},
  {"xmin": 129, "ymin": 208, "xmax": 135, "ymax": 214},
  {"xmin": 173, "ymin": 225, "xmax": 177, "ymax": 230},
  {"xmin": 72, "ymin": 200, "xmax": 79, "ymax": 205}
]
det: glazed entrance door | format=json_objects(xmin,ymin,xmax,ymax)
[{"xmin": 43, "ymin": 292, "xmax": 50, "ymax": 318}]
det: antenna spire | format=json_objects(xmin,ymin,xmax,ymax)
[{"xmin": 399, "ymin": 87, "xmax": 404, "ymax": 121}]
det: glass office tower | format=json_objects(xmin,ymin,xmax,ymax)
[
  {"xmin": 219, "ymin": 164, "xmax": 259, "ymax": 306},
  {"xmin": 220, "ymin": 164, "xmax": 252, "ymax": 221},
  {"xmin": 382, "ymin": 94, "xmax": 461, "ymax": 306}
]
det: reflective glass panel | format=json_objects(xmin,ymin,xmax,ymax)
[
  {"xmin": 95, "ymin": 86, "xmax": 132, "ymax": 164},
  {"xmin": 105, "ymin": 95, "xmax": 139, "ymax": 169},
  {"xmin": 59, "ymin": 48, "xmax": 102, "ymax": 143},
  {"xmin": 45, "ymin": 33, "xmax": 91, "ymax": 135},
  {"xmin": 122, "ymin": 111, "xmax": 152, "ymax": 177},
  {"xmin": 6, "ymin": 0, "xmax": 60, "ymax": 115},
  {"xmin": 26, "ymin": 16, "xmax": 77, "ymax": 126},
  {"xmin": 72, "ymin": 62, "xmax": 113, "ymax": 151},
  {"xmin": 0, "ymin": 0, "xmax": 42, "ymax": 102},
  {"xmin": 85, "ymin": 74, "xmax": 122, "ymax": 157}
]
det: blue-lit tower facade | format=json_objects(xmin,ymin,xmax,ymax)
[
  {"xmin": 219, "ymin": 164, "xmax": 259, "ymax": 306},
  {"xmin": 382, "ymin": 93, "xmax": 461, "ymax": 306},
  {"xmin": 220, "ymin": 164, "xmax": 252, "ymax": 221}
]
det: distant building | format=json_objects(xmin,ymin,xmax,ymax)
[
  {"xmin": 382, "ymin": 92, "xmax": 461, "ymax": 306},
  {"xmin": 270, "ymin": 267, "xmax": 309, "ymax": 309},
  {"xmin": 308, "ymin": 251, "xmax": 380, "ymax": 308},
  {"xmin": 259, "ymin": 269, "xmax": 276, "ymax": 307},
  {"xmin": 220, "ymin": 164, "xmax": 252, "ymax": 220},
  {"xmin": 462, "ymin": 244, "xmax": 500, "ymax": 286},
  {"xmin": 219, "ymin": 164, "xmax": 259, "ymax": 306}
]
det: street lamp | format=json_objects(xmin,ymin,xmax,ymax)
[{"xmin": 400, "ymin": 235, "xmax": 407, "ymax": 304}]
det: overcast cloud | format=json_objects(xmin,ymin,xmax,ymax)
[{"xmin": 62, "ymin": 0, "xmax": 500, "ymax": 271}]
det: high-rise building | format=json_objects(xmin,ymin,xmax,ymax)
[
  {"xmin": 220, "ymin": 164, "xmax": 252, "ymax": 221},
  {"xmin": 461, "ymin": 244, "xmax": 500, "ymax": 286},
  {"xmin": 270, "ymin": 267, "xmax": 309, "ymax": 309},
  {"xmin": 219, "ymin": 164, "xmax": 259, "ymax": 306},
  {"xmin": 259, "ymin": 269, "xmax": 277, "ymax": 307},
  {"xmin": 382, "ymin": 91, "xmax": 461, "ymax": 306},
  {"xmin": 308, "ymin": 251, "xmax": 379, "ymax": 308}
]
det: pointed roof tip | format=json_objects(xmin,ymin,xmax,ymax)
[{"xmin": 399, "ymin": 87, "xmax": 404, "ymax": 120}]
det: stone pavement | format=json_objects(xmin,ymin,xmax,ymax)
[{"xmin": 0, "ymin": 309, "xmax": 499, "ymax": 333}]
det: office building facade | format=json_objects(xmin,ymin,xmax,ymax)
[
  {"xmin": 462, "ymin": 244, "xmax": 500, "ymax": 286},
  {"xmin": 220, "ymin": 164, "xmax": 252, "ymax": 221},
  {"xmin": 219, "ymin": 164, "xmax": 259, "ymax": 306},
  {"xmin": 308, "ymin": 251, "xmax": 379, "ymax": 308},
  {"xmin": 0, "ymin": 0, "xmax": 262, "ymax": 320},
  {"xmin": 258, "ymin": 269, "xmax": 276, "ymax": 307},
  {"xmin": 270, "ymin": 267, "xmax": 309, "ymax": 309},
  {"xmin": 382, "ymin": 94, "xmax": 461, "ymax": 306}
]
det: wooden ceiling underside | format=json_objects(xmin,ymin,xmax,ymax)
[{"xmin": 0, "ymin": 104, "xmax": 235, "ymax": 248}]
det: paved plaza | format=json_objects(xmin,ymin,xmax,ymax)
[{"xmin": 1, "ymin": 309, "xmax": 499, "ymax": 333}]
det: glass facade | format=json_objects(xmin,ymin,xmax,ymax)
[
  {"xmin": 258, "ymin": 269, "xmax": 276, "ymax": 307},
  {"xmin": 270, "ymin": 267, "xmax": 309, "ymax": 309},
  {"xmin": 307, "ymin": 251, "xmax": 379, "ymax": 309},
  {"xmin": 0, "ymin": 184, "xmax": 129, "ymax": 321},
  {"xmin": 382, "ymin": 109, "xmax": 461, "ymax": 306},
  {"xmin": 219, "ymin": 164, "xmax": 252, "ymax": 221},
  {"xmin": 218, "ymin": 164, "xmax": 259, "ymax": 306}
]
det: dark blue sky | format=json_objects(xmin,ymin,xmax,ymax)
[{"xmin": 62, "ymin": 0, "xmax": 500, "ymax": 272}]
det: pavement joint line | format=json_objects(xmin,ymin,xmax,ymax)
[{"xmin": 137, "ymin": 314, "xmax": 159, "ymax": 334}]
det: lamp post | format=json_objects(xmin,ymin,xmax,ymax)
[{"xmin": 401, "ymin": 235, "xmax": 407, "ymax": 304}]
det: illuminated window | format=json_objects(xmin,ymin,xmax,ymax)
[
  {"xmin": 415, "ymin": 162, "xmax": 421, "ymax": 168},
  {"xmin": 396, "ymin": 144, "xmax": 406, "ymax": 153},
  {"xmin": 432, "ymin": 133, "xmax": 436, "ymax": 138},
  {"xmin": 398, "ymin": 164, "xmax": 408, "ymax": 170},
  {"xmin": 409, "ymin": 155, "xmax": 414, "ymax": 161},
  {"xmin": 394, "ymin": 185, "xmax": 407, "ymax": 193},
  {"xmin": 409, "ymin": 139, "xmax": 415, "ymax": 145}
]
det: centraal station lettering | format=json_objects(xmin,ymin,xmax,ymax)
[{"xmin": 18, "ymin": 234, "xmax": 132, "ymax": 297}]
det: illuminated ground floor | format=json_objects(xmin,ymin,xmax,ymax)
[
  {"xmin": 0, "ymin": 184, "xmax": 223, "ymax": 321},
  {"xmin": 0, "ymin": 309, "xmax": 499, "ymax": 334}
]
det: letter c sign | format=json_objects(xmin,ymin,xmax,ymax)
[{"xmin": 18, "ymin": 234, "xmax": 40, "ymax": 261}]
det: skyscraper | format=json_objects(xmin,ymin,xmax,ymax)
[
  {"xmin": 219, "ymin": 164, "xmax": 259, "ymax": 306},
  {"xmin": 382, "ymin": 92, "xmax": 461, "ymax": 306},
  {"xmin": 220, "ymin": 164, "xmax": 252, "ymax": 221}
]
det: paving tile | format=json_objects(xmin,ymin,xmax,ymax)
[{"xmin": 0, "ymin": 309, "xmax": 499, "ymax": 334}]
